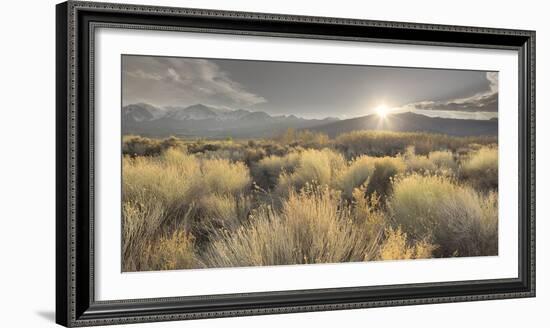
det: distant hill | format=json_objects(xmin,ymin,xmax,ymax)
[
  {"xmin": 122, "ymin": 103, "xmax": 339, "ymax": 138},
  {"xmin": 122, "ymin": 104, "xmax": 497, "ymax": 138},
  {"xmin": 306, "ymin": 112, "xmax": 498, "ymax": 138}
]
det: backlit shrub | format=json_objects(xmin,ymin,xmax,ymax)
[
  {"xmin": 460, "ymin": 147, "xmax": 498, "ymax": 190},
  {"xmin": 276, "ymin": 149, "xmax": 345, "ymax": 197},
  {"xmin": 201, "ymin": 186, "xmax": 379, "ymax": 267},
  {"xmin": 389, "ymin": 174, "xmax": 498, "ymax": 257}
]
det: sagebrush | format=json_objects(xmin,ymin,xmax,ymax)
[{"xmin": 122, "ymin": 131, "xmax": 498, "ymax": 271}]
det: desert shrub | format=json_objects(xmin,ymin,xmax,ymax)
[
  {"xmin": 334, "ymin": 130, "xmax": 496, "ymax": 158},
  {"xmin": 122, "ymin": 198, "xmax": 167, "ymax": 271},
  {"xmin": 334, "ymin": 154, "xmax": 406, "ymax": 201},
  {"xmin": 201, "ymin": 186, "xmax": 379, "ymax": 267},
  {"xmin": 460, "ymin": 147, "xmax": 498, "ymax": 190},
  {"xmin": 197, "ymin": 148, "xmax": 246, "ymax": 162},
  {"xmin": 122, "ymin": 152, "xmax": 200, "ymax": 270},
  {"xmin": 429, "ymin": 150, "xmax": 458, "ymax": 172},
  {"xmin": 429, "ymin": 150, "xmax": 455, "ymax": 168},
  {"xmin": 403, "ymin": 147, "xmax": 457, "ymax": 175},
  {"xmin": 252, "ymin": 152, "xmax": 302, "ymax": 189},
  {"xmin": 122, "ymin": 135, "xmax": 163, "ymax": 156},
  {"xmin": 389, "ymin": 174, "xmax": 498, "ymax": 257},
  {"xmin": 276, "ymin": 149, "xmax": 346, "ymax": 197},
  {"xmin": 122, "ymin": 135, "xmax": 186, "ymax": 157},
  {"xmin": 143, "ymin": 230, "xmax": 198, "ymax": 271},
  {"xmin": 277, "ymin": 128, "xmax": 329, "ymax": 148},
  {"xmin": 365, "ymin": 157, "xmax": 406, "ymax": 199},
  {"xmin": 262, "ymin": 142, "xmax": 287, "ymax": 157},
  {"xmin": 198, "ymin": 194, "xmax": 253, "ymax": 232},
  {"xmin": 378, "ymin": 227, "xmax": 436, "ymax": 260},
  {"xmin": 243, "ymin": 147, "xmax": 267, "ymax": 165},
  {"xmin": 434, "ymin": 190, "xmax": 499, "ymax": 257},
  {"xmin": 468, "ymin": 143, "xmax": 484, "ymax": 151},
  {"xmin": 199, "ymin": 159, "xmax": 251, "ymax": 195},
  {"xmin": 122, "ymin": 133, "xmax": 498, "ymax": 271},
  {"xmin": 402, "ymin": 146, "xmax": 436, "ymax": 173},
  {"xmin": 335, "ymin": 156, "xmax": 375, "ymax": 199},
  {"xmin": 352, "ymin": 187, "xmax": 387, "ymax": 244},
  {"xmin": 123, "ymin": 151, "xmax": 200, "ymax": 221},
  {"xmin": 190, "ymin": 141, "xmax": 267, "ymax": 165},
  {"xmin": 479, "ymin": 192, "xmax": 499, "ymax": 255},
  {"xmin": 188, "ymin": 142, "xmax": 221, "ymax": 153},
  {"xmin": 160, "ymin": 136, "xmax": 187, "ymax": 152},
  {"xmin": 122, "ymin": 149, "xmax": 253, "ymax": 268}
]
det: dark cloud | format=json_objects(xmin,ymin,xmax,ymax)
[{"xmin": 398, "ymin": 72, "xmax": 498, "ymax": 113}]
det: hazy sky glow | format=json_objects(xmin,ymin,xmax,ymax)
[{"xmin": 122, "ymin": 55, "xmax": 498, "ymax": 120}]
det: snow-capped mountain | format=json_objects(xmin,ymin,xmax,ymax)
[
  {"xmin": 122, "ymin": 103, "xmax": 165, "ymax": 122},
  {"xmin": 122, "ymin": 103, "xmax": 340, "ymax": 138}
]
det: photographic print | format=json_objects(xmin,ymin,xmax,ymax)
[{"xmin": 121, "ymin": 55, "xmax": 498, "ymax": 272}]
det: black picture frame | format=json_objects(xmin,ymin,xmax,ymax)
[{"xmin": 56, "ymin": 1, "xmax": 536, "ymax": 326}]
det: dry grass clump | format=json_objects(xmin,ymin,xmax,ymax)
[
  {"xmin": 434, "ymin": 190, "xmax": 498, "ymax": 257},
  {"xmin": 123, "ymin": 149, "xmax": 200, "ymax": 222},
  {"xmin": 429, "ymin": 150, "xmax": 457, "ymax": 170},
  {"xmin": 201, "ymin": 186, "xmax": 380, "ymax": 267},
  {"xmin": 335, "ymin": 155, "xmax": 405, "ymax": 201},
  {"xmin": 351, "ymin": 188, "xmax": 386, "ymax": 242},
  {"xmin": 335, "ymin": 156, "xmax": 375, "ymax": 199},
  {"xmin": 252, "ymin": 152, "xmax": 302, "ymax": 189},
  {"xmin": 460, "ymin": 147, "xmax": 498, "ymax": 190},
  {"xmin": 378, "ymin": 227, "xmax": 436, "ymax": 260},
  {"xmin": 389, "ymin": 174, "xmax": 498, "ymax": 257},
  {"xmin": 122, "ymin": 198, "xmax": 166, "ymax": 271},
  {"xmin": 143, "ymin": 230, "xmax": 198, "ymax": 271},
  {"xmin": 402, "ymin": 147, "xmax": 458, "ymax": 176},
  {"xmin": 402, "ymin": 146, "xmax": 437, "ymax": 173},
  {"xmin": 198, "ymin": 194, "xmax": 253, "ymax": 232},
  {"xmin": 199, "ymin": 159, "xmax": 251, "ymax": 195},
  {"xmin": 365, "ymin": 157, "xmax": 406, "ymax": 199},
  {"xmin": 276, "ymin": 149, "xmax": 345, "ymax": 196}
]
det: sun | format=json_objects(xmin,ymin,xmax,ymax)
[{"xmin": 375, "ymin": 105, "xmax": 390, "ymax": 118}]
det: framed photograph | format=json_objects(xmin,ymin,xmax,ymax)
[{"xmin": 56, "ymin": 1, "xmax": 535, "ymax": 326}]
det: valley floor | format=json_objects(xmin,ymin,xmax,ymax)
[{"xmin": 121, "ymin": 130, "xmax": 498, "ymax": 272}]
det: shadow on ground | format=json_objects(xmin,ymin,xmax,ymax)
[{"xmin": 36, "ymin": 310, "xmax": 55, "ymax": 323}]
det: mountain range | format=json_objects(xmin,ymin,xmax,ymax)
[
  {"xmin": 122, "ymin": 103, "xmax": 339, "ymax": 138},
  {"xmin": 122, "ymin": 103, "xmax": 498, "ymax": 138},
  {"xmin": 308, "ymin": 111, "xmax": 498, "ymax": 138}
]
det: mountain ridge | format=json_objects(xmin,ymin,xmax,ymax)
[
  {"xmin": 122, "ymin": 103, "xmax": 498, "ymax": 138},
  {"xmin": 307, "ymin": 111, "xmax": 498, "ymax": 138}
]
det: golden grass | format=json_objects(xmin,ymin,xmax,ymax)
[
  {"xmin": 389, "ymin": 174, "xmax": 498, "ymax": 257},
  {"xmin": 460, "ymin": 147, "xmax": 498, "ymax": 190},
  {"xmin": 121, "ymin": 133, "xmax": 499, "ymax": 271},
  {"xmin": 275, "ymin": 149, "xmax": 345, "ymax": 197},
  {"xmin": 335, "ymin": 156, "xmax": 374, "ymax": 199},
  {"xmin": 252, "ymin": 151, "xmax": 302, "ymax": 189},
  {"xmin": 365, "ymin": 156, "xmax": 406, "ymax": 199},
  {"xmin": 201, "ymin": 186, "xmax": 381, "ymax": 267},
  {"xmin": 122, "ymin": 148, "xmax": 252, "ymax": 270},
  {"xmin": 144, "ymin": 230, "xmax": 197, "ymax": 271},
  {"xmin": 378, "ymin": 227, "xmax": 436, "ymax": 260}
]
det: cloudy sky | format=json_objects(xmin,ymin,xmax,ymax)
[{"xmin": 122, "ymin": 55, "xmax": 498, "ymax": 120}]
